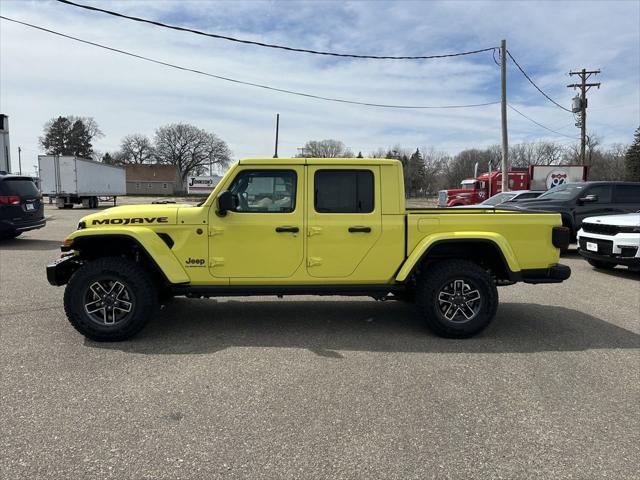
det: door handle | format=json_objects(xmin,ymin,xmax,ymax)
[
  {"xmin": 348, "ymin": 226, "xmax": 371, "ymax": 233},
  {"xmin": 275, "ymin": 226, "xmax": 299, "ymax": 233}
]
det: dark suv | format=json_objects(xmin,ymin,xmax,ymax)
[
  {"xmin": 0, "ymin": 173, "xmax": 46, "ymax": 239},
  {"xmin": 512, "ymin": 181, "xmax": 640, "ymax": 240}
]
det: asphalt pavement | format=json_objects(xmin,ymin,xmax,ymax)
[{"xmin": 1, "ymin": 203, "xmax": 638, "ymax": 479}]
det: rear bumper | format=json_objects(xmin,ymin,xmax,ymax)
[
  {"xmin": 0, "ymin": 217, "xmax": 46, "ymax": 233},
  {"xmin": 519, "ymin": 264, "xmax": 572, "ymax": 284}
]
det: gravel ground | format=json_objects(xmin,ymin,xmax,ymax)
[{"xmin": 1, "ymin": 203, "xmax": 638, "ymax": 480}]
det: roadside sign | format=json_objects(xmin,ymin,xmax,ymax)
[{"xmin": 187, "ymin": 176, "xmax": 221, "ymax": 195}]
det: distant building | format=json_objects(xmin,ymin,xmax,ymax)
[
  {"xmin": 0, "ymin": 114, "xmax": 11, "ymax": 173},
  {"xmin": 125, "ymin": 164, "xmax": 181, "ymax": 195}
]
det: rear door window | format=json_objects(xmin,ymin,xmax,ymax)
[
  {"xmin": 0, "ymin": 178, "xmax": 39, "ymax": 197},
  {"xmin": 613, "ymin": 184, "xmax": 640, "ymax": 203},
  {"xmin": 314, "ymin": 170, "xmax": 374, "ymax": 213}
]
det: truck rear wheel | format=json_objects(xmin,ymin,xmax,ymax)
[
  {"xmin": 63, "ymin": 257, "xmax": 158, "ymax": 341},
  {"xmin": 416, "ymin": 260, "xmax": 498, "ymax": 338}
]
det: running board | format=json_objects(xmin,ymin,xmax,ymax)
[{"xmin": 170, "ymin": 284, "xmax": 405, "ymax": 298}]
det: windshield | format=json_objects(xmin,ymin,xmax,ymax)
[
  {"xmin": 538, "ymin": 183, "xmax": 586, "ymax": 200},
  {"xmin": 460, "ymin": 180, "xmax": 476, "ymax": 188},
  {"xmin": 481, "ymin": 192, "xmax": 516, "ymax": 206}
]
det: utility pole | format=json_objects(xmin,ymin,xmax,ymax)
[
  {"xmin": 567, "ymin": 68, "xmax": 600, "ymax": 164},
  {"xmin": 500, "ymin": 39, "xmax": 509, "ymax": 192},
  {"xmin": 273, "ymin": 113, "xmax": 280, "ymax": 158},
  {"xmin": 18, "ymin": 146, "xmax": 22, "ymax": 175}
]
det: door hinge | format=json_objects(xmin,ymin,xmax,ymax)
[
  {"xmin": 209, "ymin": 257, "xmax": 225, "ymax": 267},
  {"xmin": 308, "ymin": 226, "xmax": 323, "ymax": 237},
  {"xmin": 307, "ymin": 257, "xmax": 323, "ymax": 267},
  {"xmin": 209, "ymin": 227, "xmax": 225, "ymax": 236}
]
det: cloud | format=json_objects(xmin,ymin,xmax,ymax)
[{"xmin": 0, "ymin": 0, "xmax": 638, "ymax": 175}]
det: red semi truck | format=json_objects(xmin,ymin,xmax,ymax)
[{"xmin": 438, "ymin": 164, "xmax": 589, "ymax": 207}]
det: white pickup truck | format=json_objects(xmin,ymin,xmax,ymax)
[{"xmin": 577, "ymin": 213, "xmax": 640, "ymax": 270}]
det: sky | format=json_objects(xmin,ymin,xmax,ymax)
[{"xmin": 1, "ymin": 0, "xmax": 639, "ymax": 175}]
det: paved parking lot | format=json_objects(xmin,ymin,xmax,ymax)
[{"xmin": 1, "ymin": 203, "xmax": 639, "ymax": 479}]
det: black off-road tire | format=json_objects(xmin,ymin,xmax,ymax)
[
  {"xmin": 416, "ymin": 260, "xmax": 498, "ymax": 338},
  {"xmin": 587, "ymin": 258, "xmax": 617, "ymax": 270},
  {"xmin": 63, "ymin": 256, "xmax": 158, "ymax": 341}
]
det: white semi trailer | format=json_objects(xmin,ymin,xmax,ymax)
[{"xmin": 38, "ymin": 155, "xmax": 126, "ymax": 209}]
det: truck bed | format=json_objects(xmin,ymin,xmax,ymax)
[{"xmin": 404, "ymin": 207, "xmax": 563, "ymax": 272}]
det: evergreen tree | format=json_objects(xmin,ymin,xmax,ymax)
[
  {"xmin": 408, "ymin": 148, "xmax": 426, "ymax": 197},
  {"xmin": 624, "ymin": 126, "xmax": 640, "ymax": 181},
  {"xmin": 39, "ymin": 116, "xmax": 101, "ymax": 158},
  {"xmin": 40, "ymin": 116, "xmax": 71, "ymax": 155},
  {"xmin": 68, "ymin": 120, "xmax": 94, "ymax": 157}
]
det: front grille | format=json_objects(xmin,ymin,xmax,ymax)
[
  {"xmin": 581, "ymin": 223, "xmax": 620, "ymax": 235},
  {"xmin": 579, "ymin": 237, "xmax": 614, "ymax": 255}
]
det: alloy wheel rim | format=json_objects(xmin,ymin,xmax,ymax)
[
  {"xmin": 436, "ymin": 279, "xmax": 482, "ymax": 323},
  {"xmin": 83, "ymin": 279, "xmax": 134, "ymax": 326}
]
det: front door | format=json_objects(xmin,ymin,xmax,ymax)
[
  {"xmin": 306, "ymin": 166, "xmax": 382, "ymax": 278},
  {"xmin": 574, "ymin": 184, "xmax": 615, "ymax": 227},
  {"xmin": 209, "ymin": 167, "xmax": 304, "ymax": 279}
]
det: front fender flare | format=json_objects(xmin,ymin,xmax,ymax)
[
  {"xmin": 395, "ymin": 232, "xmax": 520, "ymax": 282},
  {"xmin": 67, "ymin": 227, "xmax": 190, "ymax": 284}
]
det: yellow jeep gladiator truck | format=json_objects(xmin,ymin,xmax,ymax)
[{"xmin": 47, "ymin": 158, "xmax": 571, "ymax": 341}]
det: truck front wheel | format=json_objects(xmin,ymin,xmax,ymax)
[
  {"xmin": 416, "ymin": 260, "xmax": 498, "ymax": 338},
  {"xmin": 63, "ymin": 257, "xmax": 158, "ymax": 341}
]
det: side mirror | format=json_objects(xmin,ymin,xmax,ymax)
[
  {"xmin": 216, "ymin": 190, "xmax": 236, "ymax": 216},
  {"xmin": 578, "ymin": 194, "xmax": 598, "ymax": 204}
]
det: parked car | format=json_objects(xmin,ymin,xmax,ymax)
[
  {"xmin": 577, "ymin": 212, "xmax": 640, "ymax": 270},
  {"xmin": 511, "ymin": 181, "xmax": 640, "ymax": 240},
  {"xmin": 0, "ymin": 172, "xmax": 46, "ymax": 240},
  {"xmin": 454, "ymin": 190, "xmax": 543, "ymax": 208}
]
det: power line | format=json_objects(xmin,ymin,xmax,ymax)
[
  {"xmin": 506, "ymin": 50, "xmax": 572, "ymax": 113},
  {"xmin": 0, "ymin": 16, "xmax": 501, "ymax": 110},
  {"xmin": 56, "ymin": 0, "xmax": 497, "ymax": 61},
  {"xmin": 508, "ymin": 104, "xmax": 579, "ymax": 139}
]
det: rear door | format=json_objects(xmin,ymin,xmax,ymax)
[{"xmin": 306, "ymin": 166, "xmax": 382, "ymax": 278}]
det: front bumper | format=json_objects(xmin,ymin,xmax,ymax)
[
  {"xmin": 519, "ymin": 264, "xmax": 572, "ymax": 284},
  {"xmin": 46, "ymin": 255, "xmax": 83, "ymax": 286},
  {"xmin": 577, "ymin": 230, "xmax": 640, "ymax": 266}
]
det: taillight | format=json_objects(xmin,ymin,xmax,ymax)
[
  {"xmin": 552, "ymin": 226, "xmax": 570, "ymax": 249},
  {"xmin": 0, "ymin": 195, "xmax": 20, "ymax": 205}
]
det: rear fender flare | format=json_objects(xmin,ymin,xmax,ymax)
[{"xmin": 395, "ymin": 232, "xmax": 520, "ymax": 282}]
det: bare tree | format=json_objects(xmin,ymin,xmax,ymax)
[
  {"xmin": 297, "ymin": 139, "xmax": 353, "ymax": 158},
  {"xmin": 119, "ymin": 134, "xmax": 154, "ymax": 164},
  {"xmin": 154, "ymin": 123, "xmax": 232, "ymax": 191}
]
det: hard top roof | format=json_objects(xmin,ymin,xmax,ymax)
[{"xmin": 238, "ymin": 157, "xmax": 401, "ymax": 166}]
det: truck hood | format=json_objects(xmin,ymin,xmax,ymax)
[
  {"xmin": 79, "ymin": 203, "xmax": 193, "ymax": 228},
  {"xmin": 581, "ymin": 213, "xmax": 640, "ymax": 227}
]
